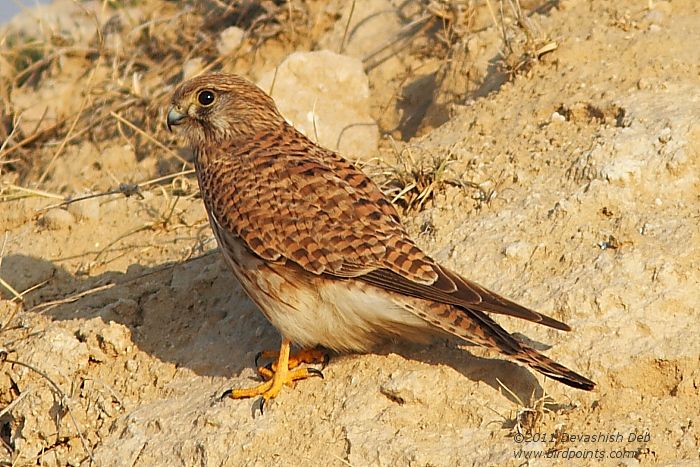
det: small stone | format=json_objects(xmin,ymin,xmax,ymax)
[
  {"xmin": 657, "ymin": 127, "xmax": 672, "ymax": 144},
  {"xmin": 217, "ymin": 26, "xmax": 245, "ymax": 55},
  {"xmin": 125, "ymin": 359, "xmax": 139, "ymax": 372},
  {"xmin": 503, "ymin": 241, "xmax": 532, "ymax": 261},
  {"xmin": 183, "ymin": 58, "xmax": 205, "ymax": 80},
  {"xmin": 67, "ymin": 195, "xmax": 100, "ymax": 221},
  {"xmin": 379, "ymin": 369, "xmax": 432, "ymax": 405},
  {"xmin": 637, "ymin": 77, "xmax": 651, "ymax": 90},
  {"xmin": 40, "ymin": 208, "xmax": 75, "ymax": 230},
  {"xmin": 98, "ymin": 322, "xmax": 132, "ymax": 357},
  {"xmin": 466, "ymin": 36, "xmax": 479, "ymax": 55},
  {"xmin": 550, "ymin": 111, "xmax": 566, "ymax": 123}
]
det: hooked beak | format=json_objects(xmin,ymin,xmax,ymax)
[{"xmin": 166, "ymin": 106, "xmax": 186, "ymax": 132}]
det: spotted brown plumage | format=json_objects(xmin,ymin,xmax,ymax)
[{"xmin": 167, "ymin": 73, "xmax": 594, "ymax": 408}]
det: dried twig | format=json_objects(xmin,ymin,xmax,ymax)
[
  {"xmin": 36, "ymin": 168, "xmax": 196, "ymax": 212},
  {"xmin": 37, "ymin": 62, "xmax": 101, "ymax": 186},
  {"xmin": 339, "ymin": 0, "xmax": 357, "ymax": 54},
  {"xmin": 27, "ymin": 284, "xmax": 115, "ymax": 314},
  {"xmin": 110, "ymin": 111, "xmax": 191, "ymax": 167},
  {"xmin": 1, "ymin": 184, "xmax": 63, "ymax": 202},
  {"xmin": 0, "ymin": 388, "xmax": 31, "ymax": 421},
  {"xmin": 0, "ymin": 233, "xmax": 23, "ymax": 302},
  {"xmin": 27, "ymin": 251, "xmax": 215, "ymax": 315}
]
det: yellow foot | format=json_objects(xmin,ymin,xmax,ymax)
[
  {"xmin": 255, "ymin": 347, "xmax": 329, "ymax": 380},
  {"xmin": 222, "ymin": 339, "xmax": 326, "ymax": 415}
]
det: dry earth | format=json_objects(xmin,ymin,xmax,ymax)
[{"xmin": 0, "ymin": 0, "xmax": 698, "ymax": 466}]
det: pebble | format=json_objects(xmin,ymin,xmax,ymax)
[
  {"xmin": 217, "ymin": 26, "xmax": 245, "ymax": 55},
  {"xmin": 637, "ymin": 77, "xmax": 652, "ymax": 90},
  {"xmin": 68, "ymin": 195, "xmax": 100, "ymax": 221},
  {"xmin": 551, "ymin": 111, "xmax": 567, "ymax": 123},
  {"xmin": 125, "ymin": 359, "xmax": 139, "ymax": 372},
  {"xmin": 503, "ymin": 241, "xmax": 532, "ymax": 261},
  {"xmin": 40, "ymin": 208, "xmax": 75, "ymax": 230},
  {"xmin": 657, "ymin": 127, "xmax": 672, "ymax": 144},
  {"xmin": 98, "ymin": 322, "xmax": 132, "ymax": 356},
  {"xmin": 183, "ymin": 58, "xmax": 205, "ymax": 80}
]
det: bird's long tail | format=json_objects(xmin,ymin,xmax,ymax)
[{"xmin": 417, "ymin": 301, "xmax": 595, "ymax": 390}]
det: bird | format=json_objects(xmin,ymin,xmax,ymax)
[{"xmin": 166, "ymin": 73, "xmax": 595, "ymax": 412}]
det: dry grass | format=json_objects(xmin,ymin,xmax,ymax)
[
  {"xmin": 0, "ymin": 0, "xmax": 310, "ymax": 185},
  {"xmin": 0, "ymin": 3, "xmax": 313, "ymax": 463},
  {"xmin": 0, "ymin": 2, "xmax": 554, "ymax": 463},
  {"xmin": 486, "ymin": 0, "xmax": 558, "ymax": 79},
  {"xmin": 368, "ymin": 138, "xmax": 481, "ymax": 211}
]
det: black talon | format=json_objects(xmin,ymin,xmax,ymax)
[
  {"xmin": 254, "ymin": 351, "xmax": 264, "ymax": 367},
  {"xmin": 253, "ymin": 397, "xmax": 265, "ymax": 417},
  {"xmin": 220, "ymin": 389, "xmax": 232, "ymax": 400},
  {"xmin": 308, "ymin": 368, "xmax": 324, "ymax": 379},
  {"xmin": 321, "ymin": 353, "xmax": 330, "ymax": 370}
]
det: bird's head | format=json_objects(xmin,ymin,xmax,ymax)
[{"xmin": 167, "ymin": 73, "xmax": 284, "ymax": 147}]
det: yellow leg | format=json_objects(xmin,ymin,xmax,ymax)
[
  {"xmin": 256, "ymin": 347, "xmax": 329, "ymax": 379},
  {"xmin": 224, "ymin": 339, "xmax": 325, "ymax": 414}
]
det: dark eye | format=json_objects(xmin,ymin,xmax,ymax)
[{"xmin": 197, "ymin": 90, "xmax": 215, "ymax": 106}]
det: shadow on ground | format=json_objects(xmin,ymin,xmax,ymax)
[{"xmin": 4, "ymin": 253, "xmax": 550, "ymax": 401}]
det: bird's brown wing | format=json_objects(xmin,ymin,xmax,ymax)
[{"xmin": 197, "ymin": 127, "xmax": 569, "ymax": 331}]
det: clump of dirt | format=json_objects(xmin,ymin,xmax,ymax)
[{"xmin": 1, "ymin": 0, "xmax": 699, "ymax": 465}]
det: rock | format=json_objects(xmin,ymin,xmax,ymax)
[
  {"xmin": 317, "ymin": 0, "xmax": 423, "ymax": 137},
  {"xmin": 183, "ymin": 58, "xmax": 205, "ymax": 80},
  {"xmin": 77, "ymin": 318, "xmax": 132, "ymax": 358},
  {"xmin": 257, "ymin": 50, "xmax": 378, "ymax": 160},
  {"xmin": 637, "ymin": 77, "xmax": 652, "ymax": 90},
  {"xmin": 379, "ymin": 370, "xmax": 431, "ymax": 405},
  {"xmin": 217, "ymin": 26, "xmax": 245, "ymax": 55},
  {"xmin": 67, "ymin": 194, "xmax": 100, "ymax": 221},
  {"xmin": 317, "ymin": 0, "xmax": 402, "ymax": 60},
  {"xmin": 12, "ymin": 326, "xmax": 91, "ymax": 458},
  {"xmin": 125, "ymin": 359, "xmax": 139, "ymax": 373},
  {"xmin": 601, "ymin": 158, "xmax": 644, "ymax": 185},
  {"xmin": 551, "ymin": 111, "xmax": 567, "ymax": 123},
  {"xmin": 40, "ymin": 208, "xmax": 75, "ymax": 230},
  {"xmin": 99, "ymin": 322, "xmax": 132, "ymax": 356},
  {"xmin": 657, "ymin": 127, "xmax": 672, "ymax": 144},
  {"xmin": 502, "ymin": 241, "xmax": 532, "ymax": 261}
]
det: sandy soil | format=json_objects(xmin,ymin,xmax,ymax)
[{"xmin": 0, "ymin": 0, "xmax": 698, "ymax": 465}]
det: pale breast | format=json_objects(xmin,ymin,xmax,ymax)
[{"xmin": 212, "ymin": 217, "xmax": 432, "ymax": 352}]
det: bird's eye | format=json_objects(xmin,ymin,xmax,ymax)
[{"xmin": 197, "ymin": 90, "xmax": 215, "ymax": 106}]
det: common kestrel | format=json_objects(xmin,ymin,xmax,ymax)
[{"xmin": 167, "ymin": 73, "xmax": 594, "ymax": 412}]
